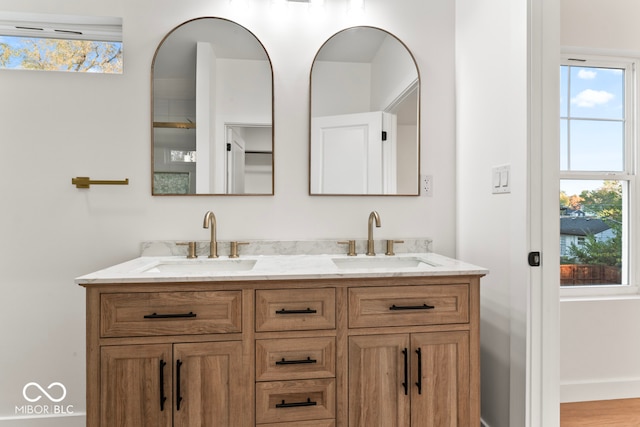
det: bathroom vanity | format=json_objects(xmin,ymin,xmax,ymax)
[{"xmin": 77, "ymin": 250, "xmax": 486, "ymax": 426}]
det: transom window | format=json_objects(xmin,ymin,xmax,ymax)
[
  {"xmin": 560, "ymin": 55, "xmax": 635, "ymax": 289},
  {"xmin": 0, "ymin": 12, "xmax": 122, "ymax": 73}
]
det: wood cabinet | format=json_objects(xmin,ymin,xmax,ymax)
[
  {"xmin": 347, "ymin": 284, "xmax": 474, "ymax": 426},
  {"xmin": 101, "ymin": 341, "xmax": 243, "ymax": 427},
  {"xmin": 83, "ymin": 274, "xmax": 481, "ymax": 426},
  {"xmin": 348, "ymin": 332, "xmax": 469, "ymax": 427}
]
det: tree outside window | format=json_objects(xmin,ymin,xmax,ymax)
[{"xmin": 0, "ymin": 35, "xmax": 122, "ymax": 73}]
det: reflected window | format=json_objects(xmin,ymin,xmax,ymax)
[{"xmin": 171, "ymin": 150, "xmax": 196, "ymax": 163}]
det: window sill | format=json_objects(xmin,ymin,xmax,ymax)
[{"xmin": 560, "ymin": 285, "xmax": 640, "ymax": 302}]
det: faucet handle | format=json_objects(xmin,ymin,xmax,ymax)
[
  {"xmin": 338, "ymin": 240, "xmax": 357, "ymax": 256},
  {"xmin": 177, "ymin": 242, "xmax": 198, "ymax": 259},
  {"xmin": 229, "ymin": 241, "xmax": 249, "ymax": 258},
  {"xmin": 385, "ymin": 240, "xmax": 404, "ymax": 256}
]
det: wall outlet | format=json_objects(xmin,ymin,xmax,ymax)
[{"xmin": 421, "ymin": 174, "xmax": 433, "ymax": 197}]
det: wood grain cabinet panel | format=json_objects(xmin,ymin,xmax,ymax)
[
  {"xmin": 348, "ymin": 284, "xmax": 469, "ymax": 328},
  {"xmin": 348, "ymin": 332, "xmax": 470, "ymax": 427},
  {"xmin": 101, "ymin": 291, "xmax": 242, "ymax": 337},
  {"xmin": 258, "ymin": 420, "xmax": 335, "ymax": 427},
  {"xmin": 173, "ymin": 341, "xmax": 246, "ymax": 427},
  {"xmin": 100, "ymin": 341, "xmax": 246, "ymax": 427},
  {"xmin": 255, "ymin": 288, "xmax": 336, "ymax": 332},
  {"xmin": 101, "ymin": 344, "xmax": 173, "ymax": 427},
  {"xmin": 411, "ymin": 332, "xmax": 470, "ymax": 427},
  {"xmin": 348, "ymin": 335, "xmax": 410, "ymax": 427},
  {"xmin": 256, "ymin": 337, "xmax": 336, "ymax": 381},
  {"xmin": 255, "ymin": 378, "xmax": 336, "ymax": 424}
]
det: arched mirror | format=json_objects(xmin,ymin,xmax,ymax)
[
  {"xmin": 310, "ymin": 27, "xmax": 420, "ymax": 195},
  {"xmin": 152, "ymin": 17, "xmax": 273, "ymax": 195}
]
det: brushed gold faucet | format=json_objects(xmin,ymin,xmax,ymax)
[
  {"xmin": 367, "ymin": 210, "xmax": 381, "ymax": 256},
  {"xmin": 202, "ymin": 211, "xmax": 218, "ymax": 258}
]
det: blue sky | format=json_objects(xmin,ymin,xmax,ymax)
[{"xmin": 560, "ymin": 64, "xmax": 625, "ymax": 198}]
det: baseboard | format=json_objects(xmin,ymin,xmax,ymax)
[
  {"xmin": 561, "ymin": 378, "xmax": 640, "ymax": 403},
  {"xmin": 0, "ymin": 414, "xmax": 85, "ymax": 426}
]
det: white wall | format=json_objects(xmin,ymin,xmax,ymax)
[
  {"xmin": 560, "ymin": 0, "xmax": 640, "ymax": 403},
  {"xmin": 0, "ymin": 0, "xmax": 457, "ymax": 424},
  {"xmin": 456, "ymin": 0, "xmax": 533, "ymax": 425}
]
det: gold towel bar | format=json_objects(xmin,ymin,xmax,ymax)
[{"xmin": 72, "ymin": 177, "xmax": 129, "ymax": 189}]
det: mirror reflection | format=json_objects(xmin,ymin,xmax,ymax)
[
  {"xmin": 310, "ymin": 27, "xmax": 419, "ymax": 195},
  {"xmin": 152, "ymin": 17, "xmax": 273, "ymax": 195}
]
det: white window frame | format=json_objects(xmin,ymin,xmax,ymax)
[{"xmin": 560, "ymin": 54, "xmax": 639, "ymax": 298}]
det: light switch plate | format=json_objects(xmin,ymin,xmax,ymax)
[{"xmin": 492, "ymin": 165, "xmax": 511, "ymax": 194}]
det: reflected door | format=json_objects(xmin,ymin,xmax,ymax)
[
  {"xmin": 311, "ymin": 111, "xmax": 395, "ymax": 194},
  {"xmin": 226, "ymin": 127, "xmax": 246, "ymax": 194}
]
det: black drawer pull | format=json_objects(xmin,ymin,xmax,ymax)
[
  {"xmin": 275, "ymin": 308, "xmax": 317, "ymax": 315},
  {"xmin": 176, "ymin": 359, "xmax": 183, "ymax": 411},
  {"xmin": 415, "ymin": 348, "xmax": 423, "ymax": 394},
  {"xmin": 402, "ymin": 348, "xmax": 408, "ymax": 395},
  {"xmin": 159, "ymin": 359, "xmax": 167, "ymax": 411},
  {"xmin": 144, "ymin": 312, "xmax": 197, "ymax": 319},
  {"xmin": 275, "ymin": 398, "xmax": 318, "ymax": 408},
  {"xmin": 389, "ymin": 304, "xmax": 435, "ymax": 311},
  {"xmin": 275, "ymin": 357, "xmax": 317, "ymax": 365}
]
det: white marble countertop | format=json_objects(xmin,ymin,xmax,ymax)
[{"xmin": 76, "ymin": 253, "xmax": 488, "ymax": 285}]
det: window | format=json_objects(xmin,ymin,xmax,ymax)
[
  {"xmin": 0, "ymin": 12, "xmax": 122, "ymax": 73},
  {"xmin": 560, "ymin": 55, "xmax": 635, "ymax": 290},
  {"xmin": 170, "ymin": 150, "xmax": 197, "ymax": 163}
]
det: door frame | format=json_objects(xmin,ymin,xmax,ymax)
[{"xmin": 527, "ymin": 0, "xmax": 560, "ymax": 425}]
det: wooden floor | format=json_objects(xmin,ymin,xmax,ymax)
[{"xmin": 561, "ymin": 398, "xmax": 640, "ymax": 426}]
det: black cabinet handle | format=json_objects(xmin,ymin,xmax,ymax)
[
  {"xmin": 402, "ymin": 348, "xmax": 408, "ymax": 396},
  {"xmin": 176, "ymin": 359, "xmax": 183, "ymax": 411},
  {"xmin": 159, "ymin": 359, "xmax": 167, "ymax": 411},
  {"xmin": 389, "ymin": 304, "xmax": 435, "ymax": 311},
  {"xmin": 275, "ymin": 398, "xmax": 318, "ymax": 408},
  {"xmin": 275, "ymin": 357, "xmax": 317, "ymax": 365},
  {"xmin": 275, "ymin": 308, "xmax": 317, "ymax": 315},
  {"xmin": 415, "ymin": 348, "xmax": 422, "ymax": 395},
  {"xmin": 144, "ymin": 312, "xmax": 197, "ymax": 319}
]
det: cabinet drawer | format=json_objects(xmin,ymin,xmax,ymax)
[
  {"xmin": 259, "ymin": 421, "xmax": 335, "ymax": 427},
  {"xmin": 101, "ymin": 291, "xmax": 242, "ymax": 337},
  {"xmin": 349, "ymin": 284, "xmax": 469, "ymax": 328},
  {"xmin": 256, "ymin": 289, "xmax": 335, "ymax": 332},
  {"xmin": 256, "ymin": 337, "xmax": 336, "ymax": 381},
  {"xmin": 256, "ymin": 379, "xmax": 335, "ymax": 424}
]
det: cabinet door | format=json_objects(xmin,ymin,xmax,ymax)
[
  {"xmin": 349, "ymin": 335, "xmax": 410, "ymax": 427},
  {"xmin": 173, "ymin": 341, "xmax": 245, "ymax": 427},
  {"xmin": 411, "ymin": 332, "xmax": 470, "ymax": 427},
  {"xmin": 101, "ymin": 344, "xmax": 173, "ymax": 427}
]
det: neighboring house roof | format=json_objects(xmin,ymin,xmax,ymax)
[
  {"xmin": 560, "ymin": 216, "xmax": 611, "ymax": 236},
  {"xmin": 560, "ymin": 207, "xmax": 585, "ymax": 217}
]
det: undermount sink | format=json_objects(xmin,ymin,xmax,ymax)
[
  {"xmin": 142, "ymin": 259, "xmax": 257, "ymax": 273},
  {"xmin": 331, "ymin": 256, "xmax": 437, "ymax": 270}
]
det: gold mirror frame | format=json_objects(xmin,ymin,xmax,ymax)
[
  {"xmin": 151, "ymin": 17, "xmax": 274, "ymax": 196},
  {"xmin": 309, "ymin": 26, "xmax": 420, "ymax": 196}
]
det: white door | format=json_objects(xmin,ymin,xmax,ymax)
[
  {"xmin": 311, "ymin": 111, "xmax": 395, "ymax": 194},
  {"xmin": 226, "ymin": 128, "xmax": 246, "ymax": 194}
]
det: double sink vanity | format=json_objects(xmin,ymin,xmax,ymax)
[
  {"xmin": 77, "ymin": 229, "xmax": 487, "ymax": 427},
  {"xmin": 87, "ymin": 7, "xmax": 485, "ymax": 424}
]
